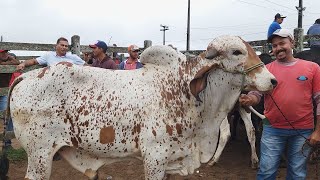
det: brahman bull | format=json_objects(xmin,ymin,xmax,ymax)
[{"xmin": 8, "ymin": 35, "xmax": 276, "ymax": 180}]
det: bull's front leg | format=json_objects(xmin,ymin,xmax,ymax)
[
  {"xmin": 208, "ymin": 117, "xmax": 231, "ymax": 166},
  {"xmin": 24, "ymin": 148, "xmax": 55, "ymax": 180},
  {"xmin": 238, "ymin": 107, "xmax": 259, "ymax": 169}
]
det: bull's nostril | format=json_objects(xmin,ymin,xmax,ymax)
[{"xmin": 271, "ymin": 79, "xmax": 277, "ymax": 87}]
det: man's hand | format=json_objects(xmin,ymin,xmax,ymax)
[
  {"xmin": 16, "ymin": 63, "xmax": 25, "ymax": 71},
  {"xmin": 239, "ymin": 94, "xmax": 258, "ymax": 106},
  {"xmin": 308, "ymin": 131, "xmax": 320, "ymax": 146}
]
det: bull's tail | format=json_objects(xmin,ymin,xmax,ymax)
[
  {"xmin": 6, "ymin": 76, "xmax": 24, "ymax": 120},
  {"xmin": 248, "ymin": 106, "xmax": 266, "ymax": 119}
]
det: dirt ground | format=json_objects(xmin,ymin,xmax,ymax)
[{"xmin": 5, "ymin": 125, "xmax": 319, "ymax": 180}]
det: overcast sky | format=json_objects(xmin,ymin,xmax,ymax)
[{"xmin": 1, "ymin": 0, "xmax": 320, "ymax": 53}]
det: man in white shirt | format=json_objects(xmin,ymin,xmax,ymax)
[{"xmin": 17, "ymin": 37, "xmax": 85, "ymax": 70}]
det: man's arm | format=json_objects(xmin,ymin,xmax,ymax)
[
  {"xmin": 309, "ymin": 93, "xmax": 320, "ymax": 146},
  {"xmin": 16, "ymin": 59, "xmax": 39, "ymax": 70},
  {"xmin": 239, "ymin": 91, "xmax": 261, "ymax": 107},
  {"xmin": 0, "ymin": 55, "xmax": 20, "ymax": 65}
]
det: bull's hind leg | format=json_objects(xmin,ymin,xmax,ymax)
[
  {"xmin": 59, "ymin": 147, "xmax": 106, "ymax": 180},
  {"xmin": 239, "ymin": 107, "xmax": 259, "ymax": 169}
]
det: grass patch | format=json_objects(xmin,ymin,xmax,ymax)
[{"xmin": 6, "ymin": 148, "xmax": 27, "ymax": 161}]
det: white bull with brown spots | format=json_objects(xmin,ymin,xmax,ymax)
[{"xmin": 8, "ymin": 35, "xmax": 276, "ymax": 180}]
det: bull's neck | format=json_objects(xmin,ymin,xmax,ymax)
[{"xmin": 200, "ymin": 70, "xmax": 242, "ymax": 117}]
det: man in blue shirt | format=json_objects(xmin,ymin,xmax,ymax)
[
  {"xmin": 267, "ymin": 13, "xmax": 286, "ymax": 38},
  {"xmin": 307, "ymin": 18, "xmax": 320, "ymax": 50},
  {"xmin": 17, "ymin": 37, "xmax": 85, "ymax": 70}
]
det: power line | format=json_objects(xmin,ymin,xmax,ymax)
[
  {"xmin": 264, "ymin": 0, "xmax": 296, "ymax": 12},
  {"xmin": 236, "ymin": 0, "xmax": 293, "ymax": 14}
]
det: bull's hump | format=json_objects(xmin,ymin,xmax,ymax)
[{"xmin": 140, "ymin": 45, "xmax": 186, "ymax": 67}]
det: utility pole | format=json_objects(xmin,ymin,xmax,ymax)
[
  {"xmin": 296, "ymin": 0, "xmax": 305, "ymax": 28},
  {"xmin": 0, "ymin": 35, "xmax": 3, "ymax": 42},
  {"xmin": 160, "ymin": 24, "xmax": 169, "ymax": 45},
  {"xmin": 186, "ymin": 0, "xmax": 190, "ymax": 51}
]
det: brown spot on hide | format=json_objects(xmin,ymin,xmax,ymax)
[
  {"xmin": 134, "ymin": 136, "xmax": 139, "ymax": 148},
  {"xmin": 57, "ymin": 61, "xmax": 73, "ymax": 67},
  {"xmin": 100, "ymin": 126, "xmax": 115, "ymax": 144},
  {"xmin": 133, "ymin": 124, "xmax": 141, "ymax": 134},
  {"xmin": 71, "ymin": 137, "xmax": 78, "ymax": 148},
  {"xmin": 84, "ymin": 121, "xmax": 89, "ymax": 127},
  {"xmin": 177, "ymin": 157, "xmax": 184, "ymax": 161},
  {"xmin": 166, "ymin": 125, "xmax": 173, "ymax": 136},
  {"xmin": 107, "ymin": 101, "xmax": 112, "ymax": 109},
  {"xmin": 52, "ymin": 142, "xmax": 57, "ymax": 148},
  {"xmin": 176, "ymin": 123, "xmax": 183, "ymax": 135},
  {"xmin": 97, "ymin": 95, "xmax": 102, "ymax": 101},
  {"xmin": 152, "ymin": 129, "xmax": 157, "ymax": 136},
  {"xmin": 37, "ymin": 67, "xmax": 49, "ymax": 78},
  {"xmin": 81, "ymin": 96, "xmax": 87, "ymax": 101}
]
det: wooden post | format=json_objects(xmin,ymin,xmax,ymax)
[
  {"xmin": 144, "ymin": 40, "xmax": 152, "ymax": 49},
  {"xmin": 294, "ymin": 28, "xmax": 304, "ymax": 54},
  {"xmin": 71, "ymin": 35, "xmax": 81, "ymax": 56}
]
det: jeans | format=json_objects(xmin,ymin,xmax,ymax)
[
  {"xmin": 0, "ymin": 96, "xmax": 13, "ymax": 146},
  {"xmin": 257, "ymin": 125, "xmax": 312, "ymax": 180}
]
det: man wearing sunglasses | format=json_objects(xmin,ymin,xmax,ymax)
[
  {"xmin": 119, "ymin": 45, "xmax": 143, "ymax": 70},
  {"xmin": 17, "ymin": 37, "xmax": 85, "ymax": 70}
]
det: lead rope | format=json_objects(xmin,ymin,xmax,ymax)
[{"xmin": 268, "ymin": 93, "xmax": 320, "ymax": 178}]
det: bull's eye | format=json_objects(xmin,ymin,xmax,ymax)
[{"xmin": 233, "ymin": 50, "xmax": 242, "ymax": 56}]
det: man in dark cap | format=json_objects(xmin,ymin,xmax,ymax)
[
  {"xmin": 267, "ymin": 13, "xmax": 286, "ymax": 38},
  {"xmin": 89, "ymin": 40, "xmax": 117, "ymax": 69}
]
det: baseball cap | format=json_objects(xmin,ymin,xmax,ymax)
[
  {"xmin": 275, "ymin": 13, "xmax": 286, "ymax": 19},
  {"xmin": 0, "ymin": 50, "xmax": 9, "ymax": 53},
  {"xmin": 267, "ymin": 29, "xmax": 294, "ymax": 43},
  {"xmin": 89, "ymin": 40, "xmax": 108, "ymax": 51},
  {"xmin": 128, "ymin": 45, "xmax": 139, "ymax": 52}
]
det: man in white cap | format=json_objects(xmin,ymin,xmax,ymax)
[
  {"xmin": 267, "ymin": 13, "xmax": 286, "ymax": 38},
  {"xmin": 119, "ymin": 45, "xmax": 143, "ymax": 70},
  {"xmin": 239, "ymin": 29, "xmax": 320, "ymax": 179}
]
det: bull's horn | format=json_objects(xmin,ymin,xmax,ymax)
[{"xmin": 205, "ymin": 48, "xmax": 218, "ymax": 60}]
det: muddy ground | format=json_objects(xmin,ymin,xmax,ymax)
[{"xmin": 5, "ymin": 124, "xmax": 319, "ymax": 180}]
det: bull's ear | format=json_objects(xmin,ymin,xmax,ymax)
[{"xmin": 190, "ymin": 64, "xmax": 218, "ymax": 102}]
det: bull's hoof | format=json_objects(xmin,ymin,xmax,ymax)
[{"xmin": 207, "ymin": 159, "xmax": 217, "ymax": 166}]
